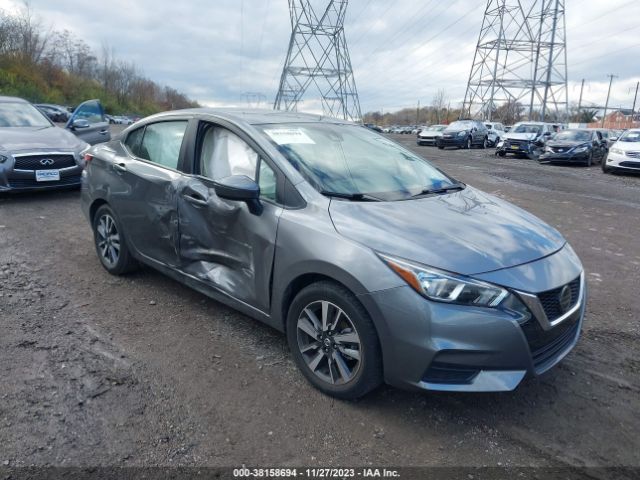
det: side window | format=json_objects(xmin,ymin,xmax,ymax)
[
  {"xmin": 199, "ymin": 125, "xmax": 258, "ymax": 180},
  {"xmin": 124, "ymin": 127, "xmax": 145, "ymax": 157},
  {"xmin": 258, "ymin": 160, "xmax": 277, "ymax": 202},
  {"xmin": 137, "ymin": 121, "xmax": 188, "ymax": 169},
  {"xmin": 74, "ymin": 100, "xmax": 104, "ymax": 124}
]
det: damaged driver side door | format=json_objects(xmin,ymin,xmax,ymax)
[{"xmin": 177, "ymin": 122, "xmax": 283, "ymax": 313}]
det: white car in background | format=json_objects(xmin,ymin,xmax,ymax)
[
  {"xmin": 417, "ymin": 124, "xmax": 447, "ymax": 146},
  {"xmin": 484, "ymin": 121, "xmax": 507, "ymax": 147},
  {"xmin": 603, "ymin": 129, "xmax": 640, "ymax": 174}
]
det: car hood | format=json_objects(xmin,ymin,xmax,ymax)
[
  {"xmin": 0, "ymin": 126, "xmax": 84, "ymax": 152},
  {"xmin": 442, "ymin": 129, "xmax": 466, "ymax": 136},
  {"xmin": 420, "ymin": 131, "xmax": 443, "ymax": 137},
  {"xmin": 505, "ymin": 132, "xmax": 538, "ymax": 141},
  {"xmin": 546, "ymin": 140, "xmax": 588, "ymax": 148},
  {"xmin": 329, "ymin": 187, "xmax": 565, "ymax": 276},
  {"xmin": 612, "ymin": 141, "xmax": 640, "ymax": 152}
]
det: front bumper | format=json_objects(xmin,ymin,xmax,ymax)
[
  {"xmin": 417, "ymin": 136, "xmax": 440, "ymax": 146},
  {"xmin": 0, "ymin": 152, "xmax": 83, "ymax": 192},
  {"xmin": 359, "ymin": 245, "xmax": 585, "ymax": 392},
  {"xmin": 605, "ymin": 151, "xmax": 640, "ymax": 171},
  {"xmin": 437, "ymin": 135, "xmax": 467, "ymax": 147},
  {"xmin": 498, "ymin": 140, "xmax": 535, "ymax": 155},
  {"xmin": 539, "ymin": 150, "xmax": 591, "ymax": 163}
]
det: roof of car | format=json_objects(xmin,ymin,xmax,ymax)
[
  {"xmin": 0, "ymin": 96, "xmax": 29, "ymax": 104},
  {"xmin": 147, "ymin": 108, "xmax": 353, "ymax": 126}
]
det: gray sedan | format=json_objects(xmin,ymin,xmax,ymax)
[
  {"xmin": 80, "ymin": 109, "xmax": 586, "ymax": 399},
  {"xmin": 0, "ymin": 96, "xmax": 110, "ymax": 192}
]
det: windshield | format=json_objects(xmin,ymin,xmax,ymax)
[
  {"xmin": 513, "ymin": 124, "xmax": 542, "ymax": 134},
  {"xmin": 619, "ymin": 130, "xmax": 640, "ymax": 142},
  {"xmin": 553, "ymin": 130, "xmax": 592, "ymax": 142},
  {"xmin": 447, "ymin": 121, "xmax": 474, "ymax": 130},
  {"xmin": 259, "ymin": 123, "xmax": 458, "ymax": 201},
  {"xmin": 0, "ymin": 102, "xmax": 52, "ymax": 127}
]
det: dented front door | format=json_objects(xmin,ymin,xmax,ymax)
[{"xmin": 177, "ymin": 175, "xmax": 282, "ymax": 313}]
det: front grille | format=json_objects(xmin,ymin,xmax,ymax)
[
  {"xmin": 537, "ymin": 277, "xmax": 580, "ymax": 322},
  {"xmin": 625, "ymin": 151, "xmax": 640, "ymax": 159},
  {"xmin": 619, "ymin": 161, "xmax": 640, "ymax": 169},
  {"xmin": 520, "ymin": 311, "xmax": 580, "ymax": 372},
  {"xmin": 14, "ymin": 154, "xmax": 77, "ymax": 170},
  {"xmin": 8, "ymin": 174, "xmax": 81, "ymax": 189}
]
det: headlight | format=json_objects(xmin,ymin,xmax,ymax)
[
  {"xmin": 573, "ymin": 145, "xmax": 589, "ymax": 153},
  {"xmin": 545, "ymin": 146, "xmax": 554, "ymax": 153},
  {"xmin": 457, "ymin": 131, "xmax": 467, "ymax": 137},
  {"xmin": 611, "ymin": 148, "xmax": 624, "ymax": 155},
  {"xmin": 497, "ymin": 141, "xmax": 504, "ymax": 148},
  {"xmin": 379, "ymin": 254, "xmax": 509, "ymax": 307},
  {"xmin": 0, "ymin": 154, "xmax": 7, "ymax": 164}
]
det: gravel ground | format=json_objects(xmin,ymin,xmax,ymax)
[{"xmin": 0, "ymin": 131, "xmax": 639, "ymax": 474}]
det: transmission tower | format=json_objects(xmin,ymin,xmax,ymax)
[
  {"xmin": 461, "ymin": 0, "xmax": 568, "ymax": 122},
  {"xmin": 274, "ymin": 0, "xmax": 362, "ymax": 122}
]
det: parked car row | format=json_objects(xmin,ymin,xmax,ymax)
[
  {"xmin": 105, "ymin": 114, "xmax": 135, "ymax": 125},
  {"xmin": 409, "ymin": 118, "xmax": 638, "ymax": 174}
]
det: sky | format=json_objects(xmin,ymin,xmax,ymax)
[{"xmin": 1, "ymin": 0, "xmax": 639, "ymax": 114}]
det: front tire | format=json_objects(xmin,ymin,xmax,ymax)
[
  {"xmin": 586, "ymin": 151, "xmax": 593, "ymax": 167},
  {"xmin": 481, "ymin": 137, "xmax": 488, "ymax": 149},
  {"xmin": 286, "ymin": 281, "xmax": 382, "ymax": 400},
  {"xmin": 466, "ymin": 137, "xmax": 472, "ymax": 150},
  {"xmin": 92, "ymin": 205, "xmax": 138, "ymax": 275}
]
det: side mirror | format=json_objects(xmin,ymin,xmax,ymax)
[
  {"xmin": 610, "ymin": 137, "xmax": 618, "ymax": 142},
  {"xmin": 213, "ymin": 175, "xmax": 262, "ymax": 215},
  {"xmin": 71, "ymin": 118, "xmax": 90, "ymax": 130},
  {"xmin": 543, "ymin": 131, "xmax": 552, "ymax": 137}
]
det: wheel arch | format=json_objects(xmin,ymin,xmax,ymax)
[{"xmin": 89, "ymin": 198, "xmax": 109, "ymax": 223}]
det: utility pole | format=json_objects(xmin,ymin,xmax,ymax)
[
  {"xmin": 632, "ymin": 81, "xmax": 639, "ymax": 114},
  {"xmin": 274, "ymin": 0, "xmax": 361, "ymax": 121},
  {"xmin": 463, "ymin": 0, "xmax": 568, "ymax": 121},
  {"xmin": 416, "ymin": 100, "xmax": 420, "ymax": 124},
  {"xmin": 602, "ymin": 74, "xmax": 617, "ymax": 128}
]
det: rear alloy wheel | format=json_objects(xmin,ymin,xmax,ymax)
[
  {"xmin": 287, "ymin": 281, "xmax": 382, "ymax": 399},
  {"xmin": 92, "ymin": 205, "xmax": 137, "ymax": 275}
]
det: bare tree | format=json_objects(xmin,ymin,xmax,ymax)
[{"xmin": 431, "ymin": 89, "xmax": 448, "ymax": 124}]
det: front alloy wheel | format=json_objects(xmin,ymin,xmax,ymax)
[
  {"xmin": 287, "ymin": 281, "xmax": 382, "ymax": 399},
  {"xmin": 296, "ymin": 300, "xmax": 362, "ymax": 386},
  {"xmin": 466, "ymin": 137, "xmax": 472, "ymax": 149}
]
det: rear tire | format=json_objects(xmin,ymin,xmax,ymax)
[
  {"xmin": 286, "ymin": 281, "xmax": 383, "ymax": 400},
  {"xmin": 466, "ymin": 137, "xmax": 472, "ymax": 150},
  {"xmin": 497, "ymin": 151, "xmax": 506, "ymax": 157},
  {"xmin": 92, "ymin": 204, "xmax": 138, "ymax": 275}
]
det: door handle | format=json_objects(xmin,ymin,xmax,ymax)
[
  {"xmin": 183, "ymin": 193, "xmax": 208, "ymax": 207},
  {"xmin": 99, "ymin": 129, "xmax": 109, "ymax": 135},
  {"xmin": 113, "ymin": 163, "xmax": 127, "ymax": 173}
]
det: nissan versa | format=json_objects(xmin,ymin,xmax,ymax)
[{"xmin": 81, "ymin": 109, "xmax": 586, "ymax": 399}]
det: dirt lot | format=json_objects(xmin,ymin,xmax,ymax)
[{"xmin": 0, "ymin": 131, "xmax": 639, "ymax": 474}]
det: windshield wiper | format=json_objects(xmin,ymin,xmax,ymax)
[
  {"xmin": 413, "ymin": 183, "xmax": 466, "ymax": 197},
  {"xmin": 321, "ymin": 190, "xmax": 382, "ymax": 202}
]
